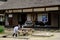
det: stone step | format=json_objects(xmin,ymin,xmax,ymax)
[{"xmin": 32, "ymin": 33, "xmax": 54, "ymax": 37}]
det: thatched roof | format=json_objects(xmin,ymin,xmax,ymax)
[
  {"xmin": 0, "ymin": 1, "xmax": 5, "ymax": 6},
  {"xmin": 0, "ymin": 0, "xmax": 60, "ymax": 10}
]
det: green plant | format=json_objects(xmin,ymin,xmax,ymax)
[{"xmin": 0, "ymin": 26, "xmax": 4, "ymax": 33}]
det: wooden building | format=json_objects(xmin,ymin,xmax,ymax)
[{"xmin": 0, "ymin": 0, "xmax": 60, "ymax": 28}]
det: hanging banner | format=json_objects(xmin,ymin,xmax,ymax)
[{"xmin": 9, "ymin": 14, "xmax": 13, "ymax": 17}]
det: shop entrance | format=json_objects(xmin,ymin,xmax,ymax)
[{"xmin": 18, "ymin": 13, "xmax": 27, "ymax": 25}]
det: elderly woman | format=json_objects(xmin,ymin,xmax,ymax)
[{"xmin": 12, "ymin": 24, "xmax": 20, "ymax": 37}]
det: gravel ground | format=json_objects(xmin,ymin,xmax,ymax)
[
  {"xmin": 0, "ymin": 32, "xmax": 60, "ymax": 40},
  {"xmin": 0, "ymin": 29, "xmax": 60, "ymax": 40}
]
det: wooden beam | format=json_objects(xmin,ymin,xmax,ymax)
[{"xmin": 46, "ymin": 7, "xmax": 58, "ymax": 11}]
